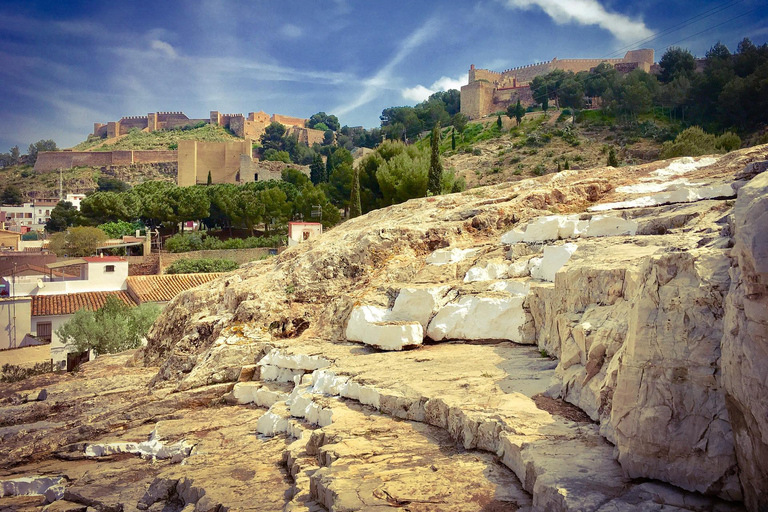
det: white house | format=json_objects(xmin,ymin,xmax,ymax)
[
  {"xmin": 288, "ymin": 222, "xmax": 323, "ymax": 246},
  {"xmin": 65, "ymin": 193, "xmax": 86, "ymax": 210},
  {"xmin": 1, "ymin": 256, "xmax": 128, "ymax": 297},
  {"xmin": 1, "ymin": 199, "xmax": 59, "ymax": 231}
]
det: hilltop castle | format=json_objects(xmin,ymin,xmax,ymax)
[
  {"xmin": 460, "ymin": 49, "xmax": 654, "ymax": 119},
  {"xmin": 92, "ymin": 110, "xmax": 325, "ymax": 146}
]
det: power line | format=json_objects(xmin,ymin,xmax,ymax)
[{"xmin": 603, "ymin": 0, "xmax": 745, "ymax": 59}]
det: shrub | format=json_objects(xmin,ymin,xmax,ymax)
[
  {"xmin": 166, "ymin": 258, "xmax": 239, "ymax": 274},
  {"xmin": 472, "ymin": 148, "xmax": 482, "ymax": 156},
  {"xmin": 532, "ymin": 163, "xmax": 547, "ymax": 176},
  {"xmin": 1, "ymin": 361, "xmax": 54, "ymax": 383},
  {"xmin": 660, "ymin": 126, "xmax": 741, "ymax": 158},
  {"xmin": 21, "ymin": 231, "xmax": 39, "ymax": 241},
  {"xmin": 607, "ymin": 147, "xmax": 619, "ymax": 167},
  {"xmin": 164, "ymin": 232, "xmax": 286, "ymax": 253}
]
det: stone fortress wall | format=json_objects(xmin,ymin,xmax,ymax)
[
  {"xmin": 34, "ymin": 150, "xmax": 177, "ymax": 172},
  {"xmin": 460, "ymin": 49, "xmax": 654, "ymax": 119},
  {"xmin": 93, "ymin": 110, "xmax": 326, "ymax": 147}
]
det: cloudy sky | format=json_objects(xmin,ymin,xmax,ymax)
[{"xmin": 0, "ymin": 0, "xmax": 766, "ymax": 150}]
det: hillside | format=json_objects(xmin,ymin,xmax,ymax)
[
  {"xmin": 2, "ymin": 143, "xmax": 766, "ymax": 510},
  {"xmin": 72, "ymin": 124, "xmax": 240, "ymax": 152},
  {"xmin": 439, "ymin": 110, "xmax": 665, "ymax": 188}
]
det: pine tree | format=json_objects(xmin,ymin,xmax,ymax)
[
  {"xmin": 427, "ymin": 123, "xmax": 443, "ymax": 196},
  {"xmin": 310, "ymin": 154, "xmax": 325, "ymax": 185},
  {"xmin": 349, "ymin": 167, "xmax": 362, "ymax": 218},
  {"xmin": 497, "ymin": 115, "xmax": 502, "ymax": 130},
  {"xmin": 607, "ymin": 147, "xmax": 619, "ymax": 167},
  {"xmin": 451, "ymin": 128, "xmax": 456, "ymax": 151}
]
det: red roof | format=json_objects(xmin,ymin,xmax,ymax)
[
  {"xmin": 83, "ymin": 256, "xmax": 125, "ymax": 262},
  {"xmin": 31, "ymin": 291, "xmax": 136, "ymax": 316},
  {"xmin": 126, "ymin": 273, "xmax": 226, "ymax": 303}
]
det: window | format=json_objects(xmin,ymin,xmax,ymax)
[
  {"xmin": 105, "ymin": 265, "xmax": 115, "ymax": 272},
  {"xmin": 37, "ymin": 322, "xmax": 52, "ymax": 342}
]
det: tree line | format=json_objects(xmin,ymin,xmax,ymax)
[{"xmin": 527, "ymin": 38, "xmax": 768, "ymax": 133}]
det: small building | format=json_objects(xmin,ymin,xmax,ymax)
[
  {"xmin": 0, "ymin": 296, "xmax": 33, "ymax": 350},
  {"xmin": 1, "ymin": 199, "xmax": 59, "ymax": 231},
  {"xmin": 288, "ymin": 222, "xmax": 323, "ymax": 246},
  {"xmin": 30, "ymin": 290, "xmax": 137, "ymax": 369},
  {"xmin": 0, "ymin": 229, "xmax": 21, "ymax": 251},
  {"xmin": 65, "ymin": 193, "xmax": 87, "ymax": 210},
  {"xmin": 1, "ymin": 256, "xmax": 128, "ymax": 297}
]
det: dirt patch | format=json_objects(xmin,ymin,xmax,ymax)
[{"xmin": 532, "ymin": 394, "xmax": 595, "ymax": 424}]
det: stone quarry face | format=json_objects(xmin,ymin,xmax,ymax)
[{"xmin": 2, "ymin": 148, "xmax": 767, "ymax": 512}]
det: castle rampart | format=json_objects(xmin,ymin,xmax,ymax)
[
  {"xmin": 34, "ymin": 150, "xmax": 177, "ymax": 173},
  {"xmin": 461, "ymin": 49, "xmax": 654, "ymax": 119}
]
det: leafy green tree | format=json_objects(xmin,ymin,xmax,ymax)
[
  {"xmin": 81, "ymin": 192, "xmax": 129, "ymax": 224},
  {"xmin": 260, "ymin": 122, "xmax": 287, "ymax": 152},
  {"xmin": 308, "ymin": 112, "xmax": 340, "ymax": 131},
  {"xmin": 427, "ymin": 123, "xmax": 443, "ymax": 196},
  {"xmin": 452, "ymin": 113, "xmax": 468, "ymax": 138},
  {"xmin": 310, "ymin": 154, "xmax": 326, "ymax": 184},
  {"xmin": 659, "ymin": 47, "xmax": 696, "ymax": 83},
  {"xmin": 282, "ymin": 168, "xmax": 311, "ymax": 188},
  {"xmin": 26, "ymin": 140, "xmax": 58, "ymax": 165},
  {"xmin": 327, "ymin": 162, "xmax": 354, "ymax": 214},
  {"xmin": 377, "ymin": 145, "xmax": 429, "ymax": 205},
  {"xmin": 48, "ymin": 226, "xmax": 108, "ymax": 257},
  {"xmin": 163, "ymin": 186, "xmax": 210, "ymax": 233},
  {"xmin": 258, "ymin": 187, "xmax": 291, "ymax": 235},
  {"xmin": 293, "ymin": 184, "xmax": 340, "ymax": 228},
  {"xmin": 46, "ymin": 201, "xmax": 83, "ymax": 232},
  {"xmin": 559, "ymin": 78, "xmax": 585, "ymax": 112},
  {"xmin": 56, "ymin": 296, "xmax": 161, "ymax": 356},
  {"xmin": 327, "ymin": 147, "xmax": 353, "ymax": 173},
  {"xmin": 313, "ymin": 122, "xmax": 329, "ymax": 132},
  {"xmin": 98, "ymin": 220, "xmax": 143, "ymax": 239},
  {"xmin": 1, "ymin": 185, "xmax": 24, "ymax": 205},
  {"xmin": 323, "ymin": 130, "xmax": 335, "ymax": 146},
  {"xmin": 349, "ymin": 167, "xmax": 362, "ymax": 218},
  {"xmin": 263, "ymin": 149, "xmax": 292, "ymax": 163}
]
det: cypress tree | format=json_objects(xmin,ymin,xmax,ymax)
[
  {"xmin": 310, "ymin": 154, "xmax": 325, "ymax": 185},
  {"xmin": 451, "ymin": 127, "xmax": 456, "ymax": 151},
  {"xmin": 325, "ymin": 155, "xmax": 332, "ymax": 182},
  {"xmin": 497, "ymin": 115, "xmax": 502, "ymax": 130},
  {"xmin": 207, "ymin": 170, "xmax": 212, "ymax": 185},
  {"xmin": 564, "ymin": 159, "xmax": 570, "ymax": 170},
  {"xmin": 608, "ymin": 147, "xmax": 619, "ymax": 167},
  {"xmin": 427, "ymin": 123, "xmax": 443, "ymax": 196},
  {"xmin": 349, "ymin": 167, "xmax": 362, "ymax": 218}
]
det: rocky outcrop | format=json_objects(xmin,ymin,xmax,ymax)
[
  {"xmin": 722, "ymin": 170, "xmax": 768, "ymax": 510},
  {"xmin": 3, "ymin": 149, "xmax": 767, "ymax": 512}
]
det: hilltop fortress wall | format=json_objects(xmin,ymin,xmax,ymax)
[
  {"xmin": 461, "ymin": 49, "xmax": 654, "ymax": 119},
  {"xmin": 93, "ymin": 110, "xmax": 325, "ymax": 147},
  {"xmin": 34, "ymin": 150, "xmax": 177, "ymax": 172}
]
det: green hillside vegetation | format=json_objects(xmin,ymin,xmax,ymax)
[{"xmin": 73, "ymin": 123, "xmax": 240, "ymax": 151}]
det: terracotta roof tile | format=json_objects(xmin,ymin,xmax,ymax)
[
  {"xmin": 31, "ymin": 291, "xmax": 136, "ymax": 317},
  {"xmin": 126, "ymin": 273, "xmax": 226, "ymax": 303}
]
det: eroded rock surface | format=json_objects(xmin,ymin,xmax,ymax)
[{"xmin": 2, "ymin": 149, "xmax": 767, "ymax": 511}]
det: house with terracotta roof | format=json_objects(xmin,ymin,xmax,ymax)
[
  {"xmin": 126, "ymin": 273, "xmax": 227, "ymax": 305},
  {"xmin": 30, "ymin": 291, "xmax": 137, "ymax": 369}
]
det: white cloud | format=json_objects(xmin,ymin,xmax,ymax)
[
  {"xmin": 150, "ymin": 40, "xmax": 178, "ymax": 58},
  {"xmin": 280, "ymin": 24, "xmax": 303, "ymax": 39},
  {"xmin": 402, "ymin": 73, "xmax": 468, "ymax": 103},
  {"xmin": 501, "ymin": 0, "xmax": 652, "ymax": 44}
]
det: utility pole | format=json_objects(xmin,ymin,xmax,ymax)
[{"xmin": 59, "ymin": 169, "xmax": 63, "ymax": 200}]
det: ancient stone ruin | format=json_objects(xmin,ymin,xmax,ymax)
[{"xmin": 2, "ymin": 144, "xmax": 767, "ymax": 511}]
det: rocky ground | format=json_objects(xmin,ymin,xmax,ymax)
[{"xmin": 1, "ymin": 145, "xmax": 767, "ymax": 511}]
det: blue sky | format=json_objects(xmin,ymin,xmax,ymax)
[{"xmin": 0, "ymin": 0, "xmax": 766, "ymax": 151}]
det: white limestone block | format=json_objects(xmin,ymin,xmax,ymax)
[
  {"xmin": 390, "ymin": 286, "xmax": 450, "ymax": 329},
  {"xmin": 426, "ymin": 247, "xmax": 480, "ymax": 265},
  {"xmin": 345, "ymin": 305, "xmax": 390, "ymax": 342},
  {"xmin": 253, "ymin": 387, "xmax": 286, "ymax": 408},
  {"xmin": 531, "ymin": 243, "xmax": 578, "ymax": 282},
  {"xmin": 584, "ymin": 215, "xmax": 638, "ymax": 237},
  {"xmin": 464, "ymin": 262, "xmax": 510, "ymax": 283},
  {"xmin": 0, "ymin": 477, "xmax": 65, "ymax": 498},
  {"xmin": 649, "ymin": 156, "xmax": 718, "ymax": 179},
  {"xmin": 259, "ymin": 350, "xmax": 330, "ymax": 371},
  {"xmin": 260, "ymin": 364, "xmax": 304, "ymax": 383},
  {"xmin": 311, "ymin": 370, "xmax": 349, "ymax": 396},
  {"xmin": 232, "ymin": 382, "xmax": 261, "ymax": 404},
  {"xmin": 427, "ymin": 295, "xmax": 528, "ymax": 343},
  {"xmin": 256, "ymin": 412, "xmax": 291, "ymax": 437},
  {"xmin": 500, "ymin": 228, "xmax": 525, "ymax": 244},
  {"xmin": 362, "ymin": 322, "xmax": 424, "ymax": 351},
  {"xmin": 488, "ymin": 280, "xmax": 530, "ymax": 296},
  {"xmin": 508, "ymin": 259, "xmax": 531, "ymax": 277}
]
